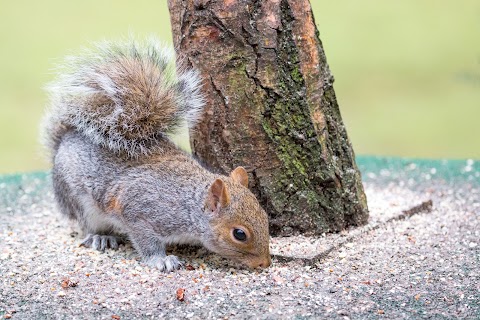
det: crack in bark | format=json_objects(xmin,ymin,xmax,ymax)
[
  {"xmin": 209, "ymin": 75, "xmax": 229, "ymax": 112},
  {"xmin": 178, "ymin": 1, "xmax": 190, "ymax": 49}
]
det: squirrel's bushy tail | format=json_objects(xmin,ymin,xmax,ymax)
[{"xmin": 42, "ymin": 37, "xmax": 204, "ymax": 159}]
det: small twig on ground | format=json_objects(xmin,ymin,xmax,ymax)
[
  {"xmin": 272, "ymin": 199, "xmax": 433, "ymax": 265},
  {"xmin": 388, "ymin": 199, "xmax": 433, "ymax": 221}
]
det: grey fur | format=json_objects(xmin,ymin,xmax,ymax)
[
  {"xmin": 42, "ymin": 37, "xmax": 204, "ymax": 159},
  {"xmin": 53, "ymin": 131, "xmax": 219, "ymax": 271},
  {"xmin": 42, "ymin": 39, "xmax": 271, "ymax": 272}
]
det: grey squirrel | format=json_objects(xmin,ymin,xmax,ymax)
[{"xmin": 41, "ymin": 38, "xmax": 271, "ymax": 271}]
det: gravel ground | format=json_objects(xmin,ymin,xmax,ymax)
[{"xmin": 0, "ymin": 159, "xmax": 479, "ymax": 319}]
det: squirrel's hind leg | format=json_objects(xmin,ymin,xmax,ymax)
[
  {"xmin": 53, "ymin": 168, "xmax": 126, "ymax": 251},
  {"xmin": 52, "ymin": 166, "xmax": 84, "ymax": 221},
  {"xmin": 76, "ymin": 197, "xmax": 126, "ymax": 252}
]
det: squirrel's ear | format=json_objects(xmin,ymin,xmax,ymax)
[
  {"xmin": 206, "ymin": 178, "xmax": 231, "ymax": 212},
  {"xmin": 230, "ymin": 166, "xmax": 248, "ymax": 187}
]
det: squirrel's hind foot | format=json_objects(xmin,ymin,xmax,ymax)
[
  {"xmin": 80, "ymin": 234, "xmax": 123, "ymax": 251},
  {"xmin": 145, "ymin": 255, "xmax": 183, "ymax": 272}
]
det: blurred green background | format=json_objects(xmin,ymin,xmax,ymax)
[{"xmin": 0, "ymin": 1, "xmax": 479, "ymax": 174}]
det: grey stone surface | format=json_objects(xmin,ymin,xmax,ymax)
[{"xmin": 0, "ymin": 158, "xmax": 479, "ymax": 319}]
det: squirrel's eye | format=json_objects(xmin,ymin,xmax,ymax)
[{"xmin": 233, "ymin": 228, "xmax": 247, "ymax": 242}]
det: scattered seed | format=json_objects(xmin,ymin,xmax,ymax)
[
  {"xmin": 176, "ymin": 288, "xmax": 185, "ymax": 302},
  {"xmin": 61, "ymin": 278, "xmax": 78, "ymax": 289}
]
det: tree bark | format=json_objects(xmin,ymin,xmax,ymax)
[{"xmin": 168, "ymin": 0, "xmax": 369, "ymax": 236}]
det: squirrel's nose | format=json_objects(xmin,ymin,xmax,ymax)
[{"xmin": 251, "ymin": 255, "xmax": 271, "ymax": 268}]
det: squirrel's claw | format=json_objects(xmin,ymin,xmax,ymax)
[
  {"xmin": 80, "ymin": 234, "xmax": 123, "ymax": 251},
  {"xmin": 146, "ymin": 255, "xmax": 183, "ymax": 272}
]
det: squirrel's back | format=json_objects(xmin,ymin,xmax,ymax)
[{"xmin": 41, "ymin": 38, "xmax": 204, "ymax": 159}]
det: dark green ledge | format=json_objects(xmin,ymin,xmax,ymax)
[{"xmin": 0, "ymin": 156, "xmax": 478, "ymax": 214}]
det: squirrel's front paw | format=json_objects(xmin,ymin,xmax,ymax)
[
  {"xmin": 145, "ymin": 255, "xmax": 183, "ymax": 272},
  {"xmin": 80, "ymin": 234, "xmax": 123, "ymax": 251}
]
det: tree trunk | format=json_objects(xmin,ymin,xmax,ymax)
[{"xmin": 168, "ymin": 0, "xmax": 369, "ymax": 236}]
